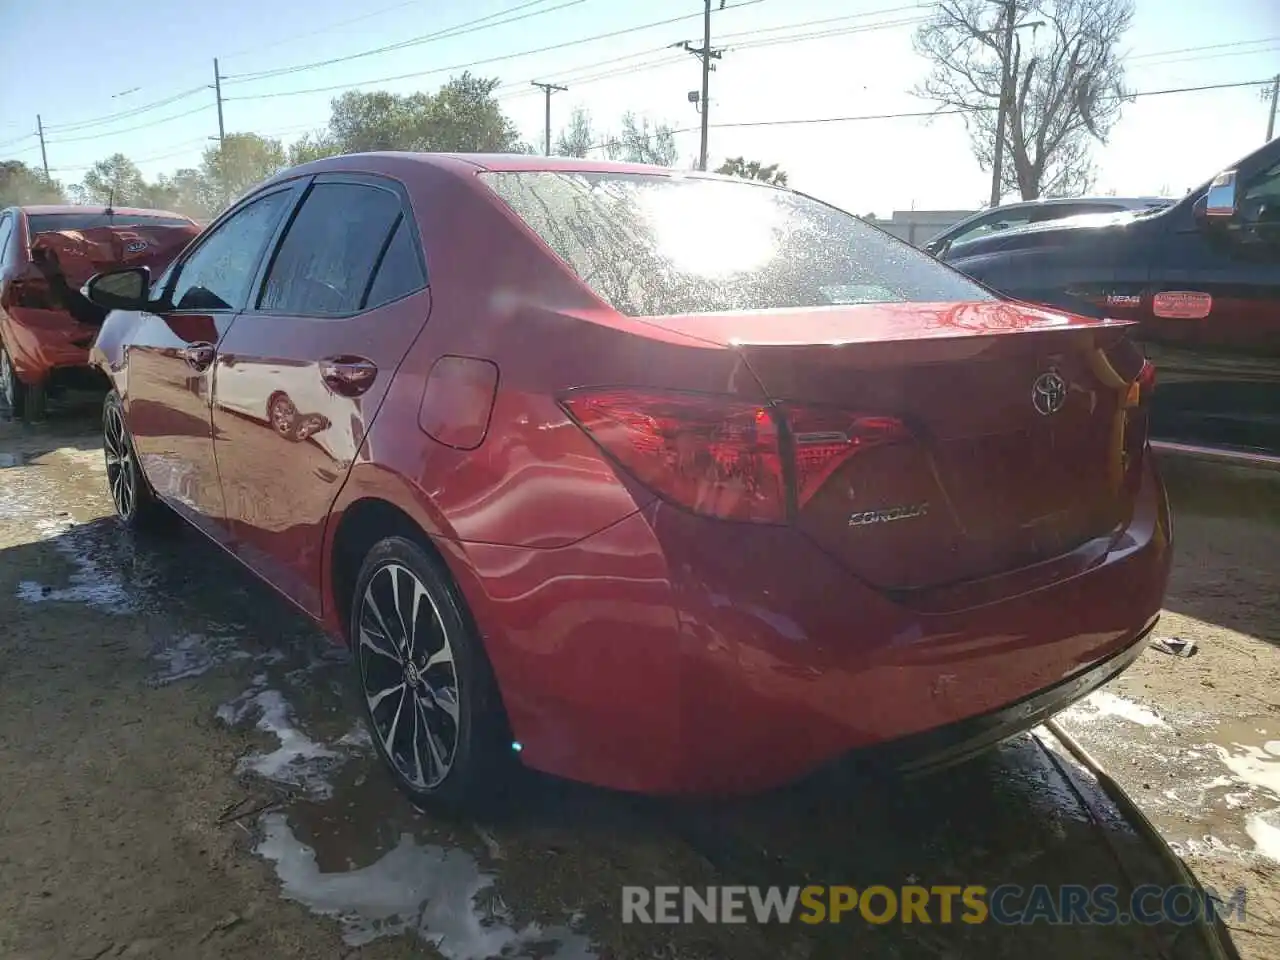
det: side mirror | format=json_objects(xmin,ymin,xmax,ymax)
[
  {"xmin": 1204, "ymin": 169, "xmax": 1239, "ymax": 219},
  {"xmin": 923, "ymin": 239, "xmax": 942, "ymax": 256},
  {"xmin": 82, "ymin": 267, "xmax": 150, "ymax": 311}
]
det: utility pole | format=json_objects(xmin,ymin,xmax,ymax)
[
  {"xmin": 1267, "ymin": 74, "xmax": 1279, "ymax": 143},
  {"xmin": 213, "ymin": 58, "xmax": 226, "ymax": 143},
  {"xmin": 680, "ymin": 0, "xmax": 725, "ymax": 171},
  {"xmin": 35, "ymin": 115, "xmax": 49, "ymax": 180},
  {"xmin": 531, "ymin": 81, "xmax": 568, "ymax": 155},
  {"xmin": 990, "ymin": 0, "xmax": 1016, "ymax": 208}
]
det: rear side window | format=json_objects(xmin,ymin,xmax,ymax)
[
  {"xmin": 27, "ymin": 213, "xmax": 191, "ymax": 232},
  {"xmin": 364, "ymin": 218, "xmax": 426, "ymax": 309},
  {"xmin": 481, "ymin": 171, "xmax": 991, "ymax": 317},
  {"xmin": 259, "ymin": 182, "xmax": 405, "ymax": 315}
]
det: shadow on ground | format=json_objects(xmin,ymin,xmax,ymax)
[{"xmin": 1156, "ymin": 454, "xmax": 1280, "ymax": 646}]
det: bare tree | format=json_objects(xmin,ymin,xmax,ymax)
[{"xmin": 914, "ymin": 0, "xmax": 1134, "ymax": 200}]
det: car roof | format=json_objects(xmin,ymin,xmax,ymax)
[
  {"xmin": 272, "ymin": 151, "xmax": 717, "ymax": 181},
  {"xmin": 18, "ymin": 203, "xmax": 192, "ymax": 220}
]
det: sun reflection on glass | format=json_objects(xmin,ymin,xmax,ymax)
[{"xmin": 636, "ymin": 181, "xmax": 784, "ymax": 279}]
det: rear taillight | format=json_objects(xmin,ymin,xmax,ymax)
[
  {"xmin": 784, "ymin": 407, "xmax": 912, "ymax": 508},
  {"xmin": 561, "ymin": 389, "xmax": 909, "ymax": 523}
]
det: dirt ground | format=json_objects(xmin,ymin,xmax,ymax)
[{"xmin": 0, "ymin": 393, "xmax": 1276, "ymax": 960}]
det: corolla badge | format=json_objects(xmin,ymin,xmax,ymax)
[
  {"xmin": 1032, "ymin": 370, "xmax": 1068, "ymax": 416},
  {"xmin": 848, "ymin": 503, "xmax": 929, "ymax": 527},
  {"xmin": 125, "ymin": 239, "xmax": 149, "ymax": 253}
]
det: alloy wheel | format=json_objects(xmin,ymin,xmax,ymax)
[
  {"xmin": 357, "ymin": 563, "xmax": 461, "ymax": 790},
  {"xmin": 103, "ymin": 403, "xmax": 137, "ymax": 519}
]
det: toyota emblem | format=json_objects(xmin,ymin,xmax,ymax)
[{"xmin": 1032, "ymin": 370, "xmax": 1067, "ymax": 416}]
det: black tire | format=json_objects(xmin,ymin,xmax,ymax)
[
  {"xmin": 1, "ymin": 342, "xmax": 45, "ymax": 422},
  {"xmin": 350, "ymin": 536, "xmax": 511, "ymax": 814},
  {"xmin": 102, "ymin": 391, "xmax": 167, "ymax": 530}
]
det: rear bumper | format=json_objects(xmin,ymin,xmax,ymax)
[
  {"xmin": 866, "ymin": 614, "xmax": 1157, "ymax": 776},
  {"xmin": 456, "ymin": 457, "xmax": 1172, "ymax": 796},
  {"xmin": 1, "ymin": 308, "xmax": 97, "ymax": 384}
]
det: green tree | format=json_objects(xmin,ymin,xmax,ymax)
[
  {"xmin": 77, "ymin": 153, "xmax": 147, "ymax": 205},
  {"xmin": 604, "ymin": 112, "xmax": 678, "ymax": 166},
  {"xmin": 201, "ymin": 133, "xmax": 287, "ymax": 209},
  {"xmin": 140, "ymin": 168, "xmax": 212, "ymax": 219},
  {"xmin": 554, "ymin": 106, "xmax": 596, "ymax": 158},
  {"xmin": 715, "ymin": 157, "xmax": 788, "ymax": 185},
  {"xmin": 0, "ymin": 160, "xmax": 65, "ymax": 205},
  {"xmin": 288, "ymin": 132, "xmax": 342, "ymax": 166},
  {"xmin": 321, "ymin": 73, "xmax": 523, "ymax": 154}
]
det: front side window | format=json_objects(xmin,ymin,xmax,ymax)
[
  {"xmin": 169, "ymin": 191, "xmax": 293, "ymax": 312},
  {"xmin": 1239, "ymin": 160, "xmax": 1280, "ymax": 237},
  {"xmin": 482, "ymin": 171, "xmax": 991, "ymax": 317},
  {"xmin": 258, "ymin": 182, "xmax": 404, "ymax": 315}
]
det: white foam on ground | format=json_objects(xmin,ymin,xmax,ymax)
[
  {"xmin": 336, "ymin": 722, "xmax": 374, "ymax": 752},
  {"xmin": 1065, "ymin": 690, "xmax": 1169, "ymax": 729},
  {"xmin": 219, "ymin": 685, "xmax": 343, "ymax": 799},
  {"xmin": 1245, "ymin": 811, "xmax": 1280, "ymax": 862},
  {"xmin": 15, "ymin": 518, "xmax": 135, "ymax": 613},
  {"xmin": 1207, "ymin": 742, "xmax": 1280, "ymax": 798},
  {"xmin": 149, "ymin": 632, "xmax": 252, "ymax": 686},
  {"xmin": 256, "ymin": 812, "xmax": 594, "ymax": 957}
]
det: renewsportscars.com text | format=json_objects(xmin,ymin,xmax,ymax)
[{"xmin": 621, "ymin": 884, "xmax": 1247, "ymax": 926}]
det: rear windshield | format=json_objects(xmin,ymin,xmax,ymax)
[
  {"xmin": 481, "ymin": 171, "xmax": 992, "ymax": 317},
  {"xmin": 28, "ymin": 213, "xmax": 192, "ymax": 233}
]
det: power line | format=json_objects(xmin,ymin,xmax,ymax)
[
  {"xmin": 223, "ymin": 0, "xmax": 584, "ymax": 83},
  {"xmin": 1130, "ymin": 43, "xmax": 1280, "ymax": 70},
  {"xmin": 41, "ymin": 86, "xmax": 208, "ymax": 133},
  {"xmin": 1130, "ymin": 35, "xmax": 1280, "ymax": 61},
  {"xmin": 219, "ymin": 0, "xmax": 447, "ymax": 60},
  {"xmin": 581, "ymin": 76, "xmax": 1276, "ymax": 151},
  {"xmin": 44, "ymin": 104, "xmax": 214, "ymax": 145},
  {"xmin": 224, "ymin": 0, "xmax": 767, "ymax": 101}
]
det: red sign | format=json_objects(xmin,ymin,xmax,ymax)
[{"xmin": 1152, "ymin": 291, "xmax": 1213, "ymax": 320}]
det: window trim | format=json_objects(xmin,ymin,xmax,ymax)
[
  {"xmin": 162, "ymin": 178, "xmax": 309, "ymax": 316},
  {"xmin": 248, "ymin": 171, "xmax": 427, "ymax": 321},
  {"xmin": 0, "ymin": 213, "xmax": 13, "ymax": 261}
]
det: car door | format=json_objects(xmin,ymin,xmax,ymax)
[
  {"xmin": 211, "ymin": 174, "xmax": 430, "ymax": 616},
  {"xmin": 1141, "ymin": 155, "xmax": 1280, "ymax": 454},
  {"xmin": 125, "ymin": 184, "xmax": 300, "ymax": 543}
]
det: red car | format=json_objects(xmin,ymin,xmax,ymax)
[
  {"xmin": 0, "ymin": 204, "xmax": 200, "ymax": 420},
  {"xmin": 83, "ymin": 154, "xmax": 1172, "ymax": 809}
]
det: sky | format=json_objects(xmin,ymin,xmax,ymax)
[{"xmin": 1, "ymin": 0, "xmax": 1277, "ymax": 215}]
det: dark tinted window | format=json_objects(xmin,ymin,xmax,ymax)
[
  {"xmin": 28, "ymin": 213, "xmax": 191, "ymax": 232},
  {"xmin": 0, "ymin": 215, "xmax": 12, "ymax": 258},
  {"xmin": 170, "ymin": 191, "xmax": 292, "ymax": 311},
  {"xmin": 259, "ymin": 183, "xmax": 403, "ymax": 315},
  {"xmin": 364, "ymin": 218, "xmax": 426, "ymax": 309},
  {"xmin": 482, "ymin": 171, "xmax": 990, "ymax": 317}
]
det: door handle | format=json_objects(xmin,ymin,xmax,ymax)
[
  {"xmin": 181, "ymin": 342, "xmax": 215, "ymax": 370},
  {"xmin": 320, "ymin": 356, "xmax": 378, "ymax": 397}
]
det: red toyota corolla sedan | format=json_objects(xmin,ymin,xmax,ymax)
[{"xmin": 83, "ymin": 153, "xmax": 1172, "ymax": 809}]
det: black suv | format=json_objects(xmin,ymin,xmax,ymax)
[{"xmin": 944, "ymin": 138, "xmax": 1279, "ymax": 457}]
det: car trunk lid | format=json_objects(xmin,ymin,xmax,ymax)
[{"xmin": 638, "ymin": 300, "xmax": 1147, "ymax": 591}]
